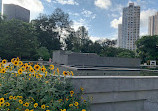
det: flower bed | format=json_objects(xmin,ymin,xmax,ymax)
[{"xmin": 0, "ymin": 58, "xmax": 89, "ymax": 111}]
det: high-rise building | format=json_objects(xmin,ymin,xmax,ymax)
[
  {"xmin": 121, "ymin": 3, "xmax": 140, "ymax": 50},
  {"xmin": 148, "ymin": 12, "xmax": 158, "ymax": 36},
  {"xmin": 76, "ymin": 26, "xmax": 89, "ymax": 45},
  {"xmin": 118, "ymin": 24, "xmax": 122, "ymax": 48},
  {"xmin": 0, "ymin": 0, "xmax": 2, "ymax": 14},
  {"xmin": 3, "ymin": 4, "xmax": 30, "ymax": 22}
]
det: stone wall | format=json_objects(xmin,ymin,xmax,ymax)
[
  {"xmin": 53, "ymin": 50, "xmax": 140, "ymax": 68},
  {"xmin": 69, "ymin": 76, "xmax": 158, "ymax": 111}
]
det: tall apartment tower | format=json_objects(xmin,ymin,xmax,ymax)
[
  {"xmin": 122, "ymin": 3, "xmax": 140, "ymax": 50},
  {"xmin": 148, "ymin": 12, "xmax": 158, "ymax": 36},
  {"xmin": 0, "ymin": 0, "xmax": 2, "ymax": 14},
  {"xmin": 118, "ymin": 24, "xmax": 122, "ymax": 48}
]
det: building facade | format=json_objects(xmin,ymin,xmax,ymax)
[
  {"xmin": 3, "ymin": 4, "xmax": 30, "ymax": 22},
  {"xmin": 0, "ymin": 0, "xmax": 2, "ymax": 14},
  {"xmin": 148, "ymin": 12, "xmax": 158, "ymax": 36},
  {"xmin": 118, "ymin": 24, "xmax": 122, "ymax": 48},
  {"xmin": 121, "ymin": 3, "xmax": 140, "ymax": 50}
]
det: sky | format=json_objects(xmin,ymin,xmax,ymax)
[{"xmin": 2, "ymin": 0, "xmax": 158, "ymax": 41}]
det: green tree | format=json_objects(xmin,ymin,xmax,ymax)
[
  {"xmin": 0, "ymin": 19, "xmax": 38, "ymax": 60},
  {"xmin": 36, "ymin": 47, "xmax": 50, "ymax": 60},
  {"xmin": 136, "ymin": 35, "xmax": 158, "ymax": 63}
]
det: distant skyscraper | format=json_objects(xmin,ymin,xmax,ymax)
[
  {"xmin": 121, "ymin": 3, "xmax": 140, "ymax": 51},
  {"xmin": 0, "ymin": 0, "xmax": 2, "ymax": 14},
  {"xmin": 118, "ymin": 24, "xmax": 122, "ymax": 48},
  {"xmin": 148, "ymin": 12, "xmax": 158, "ymax": 36},
  {"xmin": 3, "ymin": 4, "xmax": 30, "ymax": 22}
]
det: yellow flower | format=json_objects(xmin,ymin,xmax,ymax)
[
  {"xmin": 6, "ymin": 102, "xmax": 10, "ymax": 106},
  {"xmin": 9, "ymin": 96, "xmax": 13, "ymax": 100},
  {"xmin": 74, "ymin": 102, "xmax": 79, "ymax": 106},
  {"xmin": 2, "ymin": 59, "xmax": 7, "ymax": 64},
  {"xmin": 1, "ymin": 69, "xmax": 6, "ymax": 73},
  {"xmin": 19, "ymin": 61, "xmax": 23, "ymax": 66},
  {"xmin": 46, "ymin": 110, "xmax": 50, "ymax": 111},
  {"xmin": 11, "ymin": 58, "xmax": 16, "ymax": 64},
  {"xmin": 60, "ymin": 109, "xmax": 66, "ymax": 111},
  {"xmin": 70, "ymin": 91, "xmax": 74, "ymax": 95},
  {"xmin": 0, "ymin": 98, "xmax": 4, "ymax": 103},
  {"xmin": 57, "ymin": 68, "xmax": 59, "ymax": 74},
  {"xmin": 16, "ymin": 57, "xmax": 20, "ymax": 61},
  {"xmin": 30, "ymin": 110, "xmax": 34, "ymax": 111},
  {"xmin": 13, "ymin": 61, "xmax": 19, "ymax": 66},
  {"xmin": 82, "ymin": 109, "xmax": 86, "ymax": 111},
  {"xmin": 19, "ymin": 100, "xmax": 23, "ymax": 104},
  {"xmin": 29, "ymin": 68, "xmax": 34, "ymax": 73},
  {"xmin": 13, "ymin": 96, "xmax": 17, "ymax": 100},
  {"xmin": 71, "ymin": 71, "xmax": 74, "ymax": 76},
  {"xmin": 18, "ymin": 69, "xmax": 23, "ymax": 75},
  {"xmin": 34, "ymin": 64, "xmax": 40, "ymax": 70},
  {"xmin": 41, "ymin": 68, "xmax": 46, "ymax": 72},
  {"xmin": 41, "ymin": 104, "xmax": 45, "ymax": 109},
  {"xmin": 5, "ymin": 66, "xmax": 9, "ymax": 69},
  {"xmin": 45, "ymin": 81, "xmax": 49, "ymax": 84},
  {"xmin": 25, "ymin": 109, "xmax": 29, "ymax": 111},
  {"xmin": 80, "ymin": 87, "xmax": 84, "ymax": 91},
  {"xmin": 49, "ymin": 65, "xmax": 54, "ymax": 70},
  {"xmin": 24, "ymin": 102, "xmax": 29, "ymax": 107},
  {"xmin": 69, "ymin": 104, "xmax": 73, "ymax": 107},
  {"xmin": 34, "ymin": 103, "xmax": 38, "ymax": 108},
  {"xmin": 63, "ymin": 71, "xmax": 68, "ymax": 76}
]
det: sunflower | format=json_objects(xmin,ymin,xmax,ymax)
[
  {"xmin": 0, "ymin": 98, "xmax": 4, "ymax": 103},
  {"xmin": 13, "ymin": 61, "xmax": 19, "ymax": 66},
  {"xmin": 25, "ymin": 109, "xmax": 29, "ymax": 111},
  {"xmin": 82, "ymin": 109, "xmax": 86, "ymax": 111},
  {"xmin": 74, "ymin": 102, "xmax": 79, "ymax": 106},
  {"xmin": 69, "ymin": 104, "xmax": 73, "ymax": 107},
  {"xmin": 11, "ymin": 58, "xmax": 16, "ymax": 64},
  {"xmin": 19, "ymin": 61, "xmax": 23, "ymax": 66},
  {"xmin": 70, "ymin": 91, "xmax": 74, "ymax": 95},
  {"xmin": 34, "ymin": 103, "xmax": 38, "ymax": 108},
  {"xmin": 34, "ymin": 64, "xmax": 40, "ymax": 70},
  {"xmin": 5, "ymin": 66, "xmax": 9, "ymax": 69},
  {"xmin": 18, "ymin": 69, "xmax": 23, "ymax": 75},
  {"xmin": 19, "ymin": 100, "xmax": 23, "ymax": 104},
  {"xmin": 2, "ymin": 59, "xmax": 7, "ymax": 64},
  {"xmin": 13, "ymin": 96, "xmax": 17, "ymax": 100},
  {"xmin": 9, "ymin": 96, "xmax": 13, "ymax": 100},
  {"xmin": 24, "ymin": 102, "xmax": 29, "ymax": 107},
  {"xmin": 41, "ymin": 68, "xmax": 46, "ymax": 72},
  {"xmin": 41, "ymin": 104, "xmax": 45, "ymax": 109},
  {"xmin": 6, "ymin": 102, "xmax": 10, "ymax": 106},
  {"xmin": 57, "ymin": 68, "xmax": 59, "ymax": 74},
  {"xmin": 0, "ymin": 63, "xmax": 2, "ymax": 68},
  {"xmin": 16, "ymin": 57, "xmax": 20, "ymax": 61},
  {"xmin": 49, "ymin": 65, "xmax": 54, "ymax": 70},
  {"xmin": 63, "ymin": 71, "xmax": 68, "ymax": 76},
  {"xmin": 1, "ymin": 69, "xmax": 6, "ymax": 73}
]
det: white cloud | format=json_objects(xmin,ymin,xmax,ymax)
[
  {"xmin": 94, "ymin": 0, "xmax": 111, "ymax": 9},
  {"xmin": 90, "ymin": 36, "xmax": 101, "ymax": 42},
  {"xmin": 55, "ymin": 0, "xmax": 79, "ymax": 5},
  {"xmin": 81, "ymin": 9, "xmax": 96, "ymax": 19},
  {"xmin": 46, "ymin": 0, "xmax": 51, "ymax": 2},
  {"xmin": 72, "ymin": 19, "xmax": 90, "ymax": 31},
  {"xmin": 110, "ymin": 17, "xmax": 122, "ymax": 29},
  {"xmin": 3, "ymin": 0, "xmax": 44, "ymax": 20}
]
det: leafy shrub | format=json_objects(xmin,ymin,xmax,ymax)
[{"xmin": 0, "ymin": 58, "xmax": 89, "ymax": 111}]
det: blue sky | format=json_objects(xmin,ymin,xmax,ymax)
[{"xmin": 3, "ymin": 0, "xmax": 158, "ymax": 41}]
